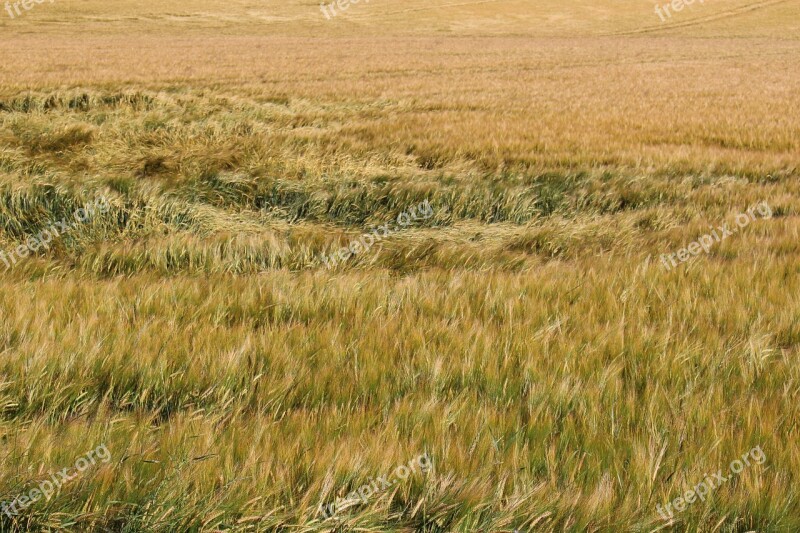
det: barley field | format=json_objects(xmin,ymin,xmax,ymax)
[{"xmin": 0, "ymin": 0, "xmax": 799, "ymax": 531}]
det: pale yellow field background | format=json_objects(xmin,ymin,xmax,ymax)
[
  {"xmin": 1, "ymin": 0, "xmax": 798, "ymax": 178},
  {"xmin": 0, "ymin": 0, "xmax": 798, "ymax": 36}
]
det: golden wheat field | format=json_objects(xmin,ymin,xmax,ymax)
[{"xmin": 0, "ymin": 0, "xmax": 799, "ymax": 531}]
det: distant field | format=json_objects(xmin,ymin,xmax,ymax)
[{"xmin": 0, "ymin": 1, "xmax": 799, "ymax": 532}]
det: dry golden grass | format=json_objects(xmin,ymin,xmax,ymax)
[{"xmin": 0, "ymin": 0, "xmax": 798, "ymax": 531}]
